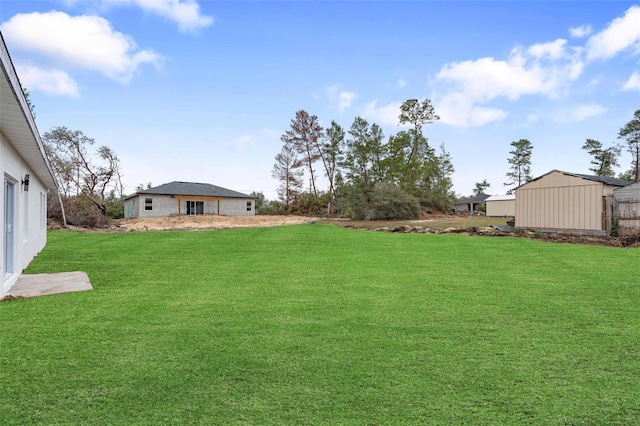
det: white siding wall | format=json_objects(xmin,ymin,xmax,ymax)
[
  {"xmin": 1, "ymin": 131, "xmax": 48, "ymax": 295},
  {"xmin": 486, "ymin": 199, "xmax": 515, "ymax": 217}
]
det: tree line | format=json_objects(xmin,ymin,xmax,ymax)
[
  {"xmin": 271, "ymin": 99, "xmax": 455, "ymax": 219},
  {"xmin": 473, "ymin": 109, "xmax": 640, "ymax": 198},
  {"xmin": 583, "ymin": 109, "xmax": 640, "ymax": 181}
]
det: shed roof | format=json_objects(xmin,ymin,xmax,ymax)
[
  {"xmin": 519, "ymin": 170, "xmax": 631, "ymax": 189},
  {"xmin": 485, "ymin": 194, "xmax": 515, "ymax": 201},
  {"xmin": 614, "ymin": 181, "xmax": 640, "ymax": 192},
  {"xmin": 454, "ymin": 193, "xmax": 490, "ymax": 205},
  {"xmin": 129, "ymin": 181, "xmax": 254, "ymax": 199}
]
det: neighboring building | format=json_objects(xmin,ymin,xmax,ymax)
[
  {"xmin": 485, "ymin": 194, "xmax": 516, "ymax": 217},
  {"xmin": 1, "ymin": 33, "xmax": 58, "ymax": 296},
  {"xmin": 124, "ymin": 181, "xmax": 256, "ymax": 218},
  {"xmin": 453, "ymin": 193, "xmax": 490, "ymax": 214},
  {"xmin": 613, "ymin": 182, "xmax": 640, "ymax": 236},
  {"xmin": 515, "ymin": 170, "xmax": 630, "ymax": 235}
]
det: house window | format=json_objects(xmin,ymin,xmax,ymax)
[
  {"xmin": 145, "ymin": 198, "xmax": 153, "ymax": 211},
  {"xmin": 247, "ymin": 201, "xmax": 252, "ymax": 211},
  {"xmin": 186, "ymin": 201, "xmax": 204, "ymax": 215}
]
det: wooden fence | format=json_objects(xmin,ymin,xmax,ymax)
[{"xmin": 615, "ymin": 198, "xmax": 640, "ymax": 236}]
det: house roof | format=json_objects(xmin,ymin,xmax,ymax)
[
  {"xmin": 485, "ymin": 194, "xmax": 515, "ymax": 202},
  {"xmin": 130, "ymin": 181, "xmax": 254, "ymax": 199},
  {"xmin": 518, "ymin": 170, "xmax": 632, "ymax": 189},
  {"xmin": 454, "ymin": 193, "xmax": 491, "ymax": 205},
  {"xmin": 0, "ymin": 32, "xmax": 57, "ymax": 189}
]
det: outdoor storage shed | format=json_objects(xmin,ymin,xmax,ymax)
[
  {"xmin": 124, "ymin": 181, "xmax": 256, "ymax": 218},
  {"xmin": 485, "ymin": 195, "xmax": 515, "ymax": 217},
  {"xmin": 613, "ymin": 182, "xmax": 640, "ymax": 236},
  {"xmin": 515, "ymin": 170, "xmax": 630, "ymax": 235}
]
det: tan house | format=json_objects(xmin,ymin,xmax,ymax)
[
  {"xmin": 515, "ymin": 170, "xmax": 630, "ymax": 235},
  {"xmin": 485, "ymin": 195, "xmax": 515, "ymax": 217}
]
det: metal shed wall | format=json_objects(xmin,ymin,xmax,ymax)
[
  {"xmin": 485, "ymin": 197, "xmax": 515, "ymax": 217},
  {"xmin": 515, "ymin": 171, "xmax": 607, "ymax": 234}
]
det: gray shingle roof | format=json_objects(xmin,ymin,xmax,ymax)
[
  {"xmin": 135, "ymin": 181, "xmax": 253, "ymax": 198},
  {"xmin": 569, "ymin": 172, "xmax": 632, "ymax": 187},
  {"xmin": 454, "ymin": 193, "xmax": 491, "ymax": 205}
]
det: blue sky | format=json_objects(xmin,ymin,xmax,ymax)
[{"xmin": 2, "ymin": 1, "xmax": 640, "ymax": 200}]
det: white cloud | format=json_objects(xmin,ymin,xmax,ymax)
[
  {"xmin": 623, "ymin": 71, "xmax": 640, "ymax": 91},
  {"xmin": 569, "ymin": 25, "xmax": 592, "ymax": 39},
  {"xmin": 232, "ymin": 134, "xmax": 255, "ymax": 153},
  {"xmin": 1, "ymin": 11, "xmax": 162, "ymax": 84},
  {"xmin": 326, "ymin": 85, "xmax": 357, "ymax": 113},
  {"xmin": 16, "ymin": 65, "xmax": 80, "ymax": 98},
  {"xmin": 436, "ymin": 42, "xmax": 582, "ymax": 102},
  {"xmin": 432, "ymin": 39, "xmax": 583, "ymax": 127},
  {"xmin": 561, "ymin": 103, "xmax": 608, "ymax": 122},
  {"xmin": 528, "ymin": 39, "xmax": 571, "ymax": 60},
  {"xmin": 109, "ymin": 0, "xmax": 213, "ymax": 33},
  {"xmin": 397, "ymin": 78, "xmax": 406, "ymax": 88},
  {"xmin": 586, "ymin": 5, "xmax": 640, "ymax": 61},
  {"xmin": 526, "ymin": 103, "xmax": 607, "ymax": 124},
  {"xmin": 362, "ymin": 100, "xmax": 403, "ymax": 127},
  {"xmin": 435, "ymin": 93, "xmax": 509, "ymax": 127}
]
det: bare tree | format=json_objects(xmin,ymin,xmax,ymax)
[
  {"xmin": 322, "ymin": 120, "xmax": 345, "ymax": 214},
  {"xmin": 272, "ymin": 144, "xmax": 304, "ymax": 211},
  {"xmin": 43, "ymin": 126, "xmax": 123, "ymax": 216},
  {"xmin": 281, "ymin": 110, "xmax": 324, "ymax": 198}
]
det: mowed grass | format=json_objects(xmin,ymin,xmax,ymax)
[{"xmin": 1, "ymin": 224, "xmax": 640, "ymax": 425}]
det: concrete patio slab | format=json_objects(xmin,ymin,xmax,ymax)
[{"xmin": 8, "ymin": 271, "xmax": 92, "ymax": 298}]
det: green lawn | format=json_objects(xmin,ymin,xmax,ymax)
[{"xmin": 1, "ymin": 224, "xmax": 639, "ymax": 425}]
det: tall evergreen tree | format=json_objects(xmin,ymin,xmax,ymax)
[
  {"xmin": 618, "ymin": 109, "xmax": 640, "ymax": 181},
  {"xmin": 582, "ymin": 138, "xmax": 621, "ymax": 177},
  {"xmin": 474, "ymin": 179, "xmax": 490, "ymax": 196},
  {"xmin": 504, "ymin": 139, "xmax": 533, "ymax": 193},
  {"xmin": 398, "ymin": 98, "xmax": 439, "ymax": 165}
]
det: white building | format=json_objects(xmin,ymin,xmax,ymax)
[
  {"xmin": 485, "ymin": 194, "xmax": 515, "ymax": 217},
  {"xmin": 1, "ymin": 33, "xmax": 57, "ymax": 296}
]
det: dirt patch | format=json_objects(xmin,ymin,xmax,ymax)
[{"xmin": 84, "ymin": 215, "xmax": 319, "ymax": 232}]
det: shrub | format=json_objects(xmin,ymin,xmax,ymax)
[
  {"xmin": 372, "ymin": 183, "xmax": 420, "ymax": 220},
  {"xmin": 47, "ymin": 193, "xmax": 112, "ymax": 228}
]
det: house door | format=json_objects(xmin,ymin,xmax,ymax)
[
  {"xmin": 186, "ymin": 201, "xmax": 204, "ymax": 215},
  {"xmin": 3, "ymin": 178, "xmax": 16, "ymax": 282}
]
